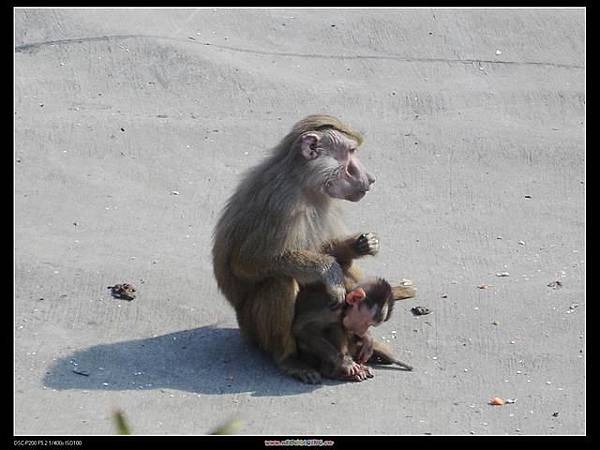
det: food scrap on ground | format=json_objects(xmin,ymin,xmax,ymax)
[
  {"xmin": 108, "ymin": 283, "xmax": 137, "ymax": 301},
  {"xmin": 489, "ymin": 396, "xmax": 505, "ymax": 406},
  {"xmin": 411, "ymin": 306, "xmax": 431, "ymax": 316}
]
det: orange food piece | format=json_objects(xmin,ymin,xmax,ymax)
[{"xmin": 489, "ymin": 396, "xmax": 505, "ymax": 406}]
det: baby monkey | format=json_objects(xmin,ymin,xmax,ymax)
[{"xmin": 293, "ymin": 277, "xmax": 413, "ymax": 384}]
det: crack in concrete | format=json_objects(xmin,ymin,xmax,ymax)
[{"xmin": 15, "ymin": 33, "xmax": 584, "ymax": 70}]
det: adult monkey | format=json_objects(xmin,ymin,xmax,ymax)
[{"xmin": 212, "ymin": 115, "xmax": 414, "ymax": 380}]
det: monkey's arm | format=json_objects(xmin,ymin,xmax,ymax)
[
  {"xmin": 232, "ymin": 248, "xmax": 340, "ymax": 283},
  {"xmin": 322, "ymin": 235, "xmax": 417, "ymax": 299},
  {"xmin": 321, "ymin": 232, "xmax": 380, "ymax": 265},
  {"xmin": 232, "ymin": 249, "xmax": 346, "ymax": 304},
  {"xmin": 320, "ymin": 233, "xmax": 378, "ymax": 287},
  {"xmin": 351, "ymin": 331, "xmax": 374, "ymax": 364}
]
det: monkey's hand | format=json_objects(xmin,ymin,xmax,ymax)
[
  {"xmin": 322, "ymin": 260, "xmax": 346, "ymax": 309},
  {"xmin": 358, "ymin": 363, "xmax": 374, "ymax": 378},
  {"xmin": 339, "ymin": 357, "xmax": 372, "ymax": 382},
  {"xmin": 354, "ymin": 232, "xmax": 380, "ymax": 256},
  {"xmin": 356, "ymin": 332, "xmax": 374, "ymax": 364}
]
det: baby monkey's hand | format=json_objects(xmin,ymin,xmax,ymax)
[
  {"xmin": 339, "ymin": 358, "xmax": 373, "ymax": 382},
  {"xmin": 356, "ymin": 332, "xmax": 374, "ymax": 364}
]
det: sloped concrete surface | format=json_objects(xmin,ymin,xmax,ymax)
[{"xmin": 14, "ymin": 8, "xmax": 585, "ymax": 435}]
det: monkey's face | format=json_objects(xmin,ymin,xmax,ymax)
[
  {"xmin": 343, "ymin": 302, "xmax": 380, "ymax": 337},
  {"xmin": 300, "ymin": 129, "xmax": 376, "ymax": 202},
  {"xmin": 342, "ymin": 287, "xmax": 382, "ymax": 337}
]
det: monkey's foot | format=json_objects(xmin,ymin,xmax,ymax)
[
  {"xmin": 279, "ymin": 356, "xmax": 322, "ymax": 384},
  {"xmin": 294, "ymin": 369, "xmax": 322, "ymax": 384},
  {"xmin": 391, "ymin": 279, "xmax": 416, "ymax": 301}
]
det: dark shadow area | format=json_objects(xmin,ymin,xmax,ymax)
[{"xmin": 43, "ymin": 326, "xmax": 325, "ymax": 397}]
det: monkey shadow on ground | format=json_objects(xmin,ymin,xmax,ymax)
[{"xmin": 42, "ymin": 326, "xmax": 326, "ymax": 397}]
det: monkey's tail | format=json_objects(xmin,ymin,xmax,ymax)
[{"xmin": 369, "ymin": 341, "xmax": 413, "ymax": 371}]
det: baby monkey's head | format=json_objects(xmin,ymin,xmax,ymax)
[{"xmin": 342, "ymin": 278, "xmax": 394, "ymax": 337}]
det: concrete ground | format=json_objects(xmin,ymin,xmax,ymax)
[{"xmin": 14, "ymin": 8, "xmax": 585, "ymax": 435}]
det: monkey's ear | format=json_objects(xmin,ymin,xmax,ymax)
[
  {"xmin": 345, "ymin": 287, "xmax": 366, "ymax": 305},
  {"xmin": 300, "ymin": 133, "xmax": 321, "ymax": 160}
]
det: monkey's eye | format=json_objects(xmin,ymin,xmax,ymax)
[{"xmin": 349, "ymin": 148, "xmax": 357, "ymax": 154}]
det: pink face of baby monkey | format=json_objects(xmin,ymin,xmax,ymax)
[{"xmin": 342, "ymin": 287, "xmax": 389, "ymax": 337}]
